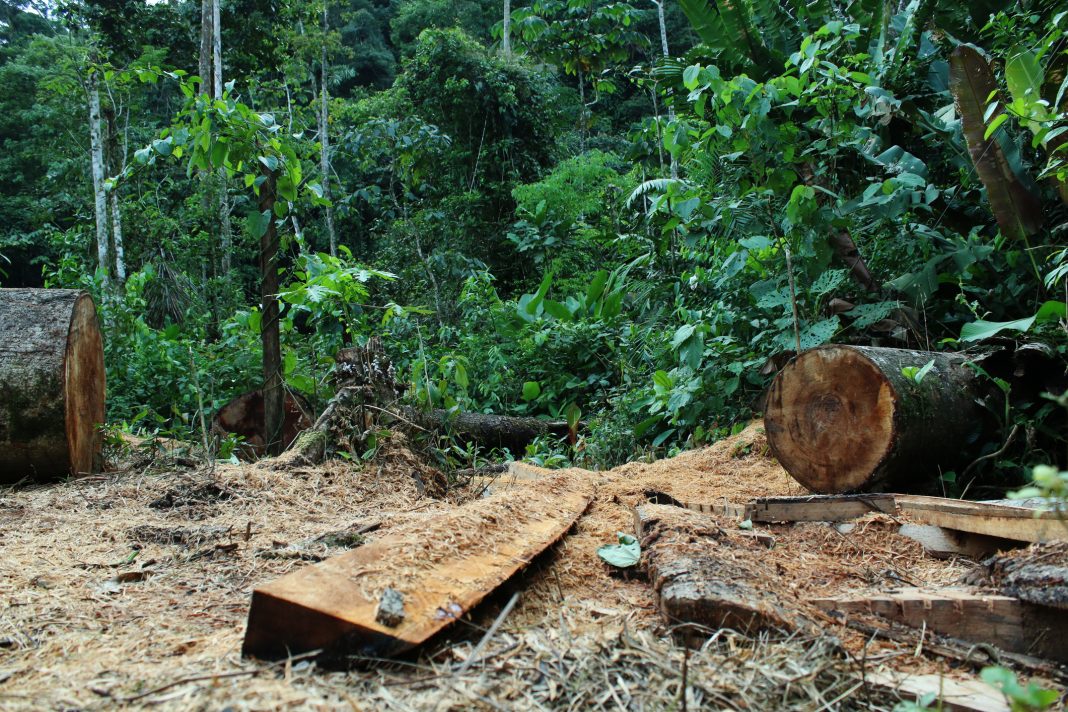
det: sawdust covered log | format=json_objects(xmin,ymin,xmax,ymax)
[
  {"xmin": 242, "ymin": 472, "xmax": 594, "ymax": 658},
  {"xmin": 764, "ymin": 345, "xmax": 982, "ymax": 494},
  {"xmin": 0, "ymin": 288, "xmax": 105, "ymax": 481},
  {"xmin": 212, "ymin": 389, "xmax": 312, "ymax": 458},
  {"xmin": 634, "ymin": 504, "xmax": 805, "ymax": 643}
]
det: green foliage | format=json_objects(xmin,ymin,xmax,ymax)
[{"xmin": 596, "ymin": 532, "xmax": 641, "ymax": 568}]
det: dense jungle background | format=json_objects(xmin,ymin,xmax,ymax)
[{"xmin": 1, "ymin": 0, "xmax": 1066, "ymax": 493}]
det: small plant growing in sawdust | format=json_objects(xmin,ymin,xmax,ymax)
[
  {"xmin": 892, "ymin": 667, "xmax": 1059, "ymax": 712},
  {"xmin": 597, "ymin": 532, "xmax": 640, "ymax": 568}
]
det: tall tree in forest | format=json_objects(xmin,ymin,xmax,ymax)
[
  {"xmin": 502, "ymin": 0, "xmax": 511, "ymax": 56},
  {"xmin": 651, "ymin": 0, "xmax": 676, "ymax": 178},
  {"xmin": 104, "ymin": 102, "xmax": 126, "ymax": 283},
  {"xmin": 86, "ymin": 65, "xmax": 110, "ymax": 287},
  {"xmin": 319, "ymin": 1, "xmax": 336, "ymax": 256}
]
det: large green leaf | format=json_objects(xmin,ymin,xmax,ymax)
[
  {"xmin": 959, "ymin": 301, "xmax": 1067, "ymax": 342},
  {"xmin": 597, "ymin": 532, "xmax": 641, "ymax": 568},
  {"xmin": 949, "ymin": 46, "xmax": 1043, "ymax": 241}
]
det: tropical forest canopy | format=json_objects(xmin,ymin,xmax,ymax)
[{"xmin": 1, "ymin": 0, "xmax": 1066, "ymax": 490}]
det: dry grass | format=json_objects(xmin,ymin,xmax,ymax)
[{"xmin": 0, "ymin": 423, "xmax": 1056, "ymax": 710}]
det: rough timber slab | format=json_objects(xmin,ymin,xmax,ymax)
[
  {"xmin": 811, "ymin": 587, "xmax": 1068, "ymax": 663},
  {"xmin": 634, "ymin": 504, "xmax": 803, "ymax": 641},
  {"xmin": 748, "ymin": 494, "xmax": 1065, "ymax": 544},
  {"xmin": 746, "ymin": 494, "xmax": 897, "ymax": 522},
  {"xmin": 242, "ymin": 473, "xmax": 594, "ymax": 659},
  {"xmin": 896, "ymin": 496, "xmax": 1067, "ymax": 544}
]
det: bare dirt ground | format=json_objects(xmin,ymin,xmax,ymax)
[{"xmin": 0, "ymin": 424, "xmax": 1058, "ymax": 710}]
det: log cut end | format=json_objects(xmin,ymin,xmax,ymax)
[
  {"xmin": 65, "ymin": 293, "xmax": 106, "ymax": 476},
  {"xmin": 765, "ymin": 346, "xmax": 896, "ymax": 493}
]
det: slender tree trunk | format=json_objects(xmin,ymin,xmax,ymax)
[
  {"xmin": 212, "ymin": 0, "xmax": 222, "ymax": 97},
  {"xmin": 654, "ymin": 0, "xmax": 677, "ymax": 180},
  {"xmin": 212, "ymin": 0, "xmax": 232, "ymax": 272},
  {"xmin": 258, "ymin": 168, "xmax": 284, "ymax": 456},
  {"xmin": 502, "ymin": 0, "xmax": 511, "ymax": 57},
  {"xmin": 578, "ymin": 70, "xmax": 586, "ymax": 152},
  {"xmin": 87, "ymin": 75, "xmax": 109, "ymax": 287},
  {"xmin": 103, "ymin": 107, "xmax": 126, "ymax": 284},
  {"xmin": 320, "ymin": 3, "xmax": 336, "ymax": 256},
  {"xmin": 199, "ymin": 0, "xmax": 212, "ymax": 95}
]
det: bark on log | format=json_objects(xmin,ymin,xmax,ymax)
[
  {"xmin": 212, "ymin": 389, "xmax": 313, "ymax": 459},
  {"xmin": 401, "ymin": 408, "xmax": 571, "ymax": 454},
  {"xmin": 764, "ymin": 345, "xmax": 983, "ymax": 494},
  {"xmin": 0, "ymin": 289, "xmax": 105, "ymax": 481}
]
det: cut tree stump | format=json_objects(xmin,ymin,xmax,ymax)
[
  {"xmin": 212, "ymin": 389, "xmax": 313, "ymax": 458},
  {"xmin": 811, "ymin": 587, "xmax": 1068, "ymax": 663},
  {"xmin": 764, "ymin": 345, "xmax": 983, "ymax": 493},
  {"xmin": 634, "ymin": 504, "xmax": 805, "ymax": 642},
  {"xmin": 0, "ymin": 289, "xmax": 105, "ymax": 481},
  {"xmin": 242, "ymin": 472, "xmax": 594, "ymax": 658}
]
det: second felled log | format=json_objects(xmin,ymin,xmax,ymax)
[
  {"xmin": 764, "ymin": 345, "xmax": 983, "ymax": 494},
  {"xmin": 0, "ymin": 288, "xmax": 105, "ymax": 481}
]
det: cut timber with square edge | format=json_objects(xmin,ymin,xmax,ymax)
[
  {"xmin": 242, "ymin": 473, "xmax": 594, "ymax": 659},
  {"xmin": 810, "ymin": 587, "xmax": 1068, "ymax": 663},
  {"xmin": 746, "ymin": 494, "xmax": 897, "ymax": 522}
]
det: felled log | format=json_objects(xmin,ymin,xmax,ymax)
[
  {"xmin": 764, "ymin": 345, "xmax": 983, "ymax": 494},
  {"xmin": 634, "ymin": 504, "xmax": 805, "ymax": 643},
  {"xmin": 403, "ymin": 408, "xmax": 571, "ymax": 453},
  {"xmin": 242, "ymin": 472, "xmax": 594, "ymax": 658},
  {"xmin": 211, "ymin": 389, "xmax": 313, "ymax": 458},
  {"xmin": 0, "ymin": 289, "xmax": 105, "ymax": 481}
]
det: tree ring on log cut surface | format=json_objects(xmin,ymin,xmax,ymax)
[
  {"xmin": 767, "ymin": 347, "xmax": 895, "ymax": 493},
  {"xmin": 764, "ymin": 345, "xmax": 980, "ymax": 494},
  {"xmin": 65, "ymin": 293, "xmax": 106, "ymax": 476}
]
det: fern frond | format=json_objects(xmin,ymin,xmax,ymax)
[{"xmin": 626, "ymin": 178, "xmax": 692, "ymax": 208}]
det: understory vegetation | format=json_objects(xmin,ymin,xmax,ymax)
[{"xmin": 2, "ymin": 0, "xmax": 1066, "ymax": 490}]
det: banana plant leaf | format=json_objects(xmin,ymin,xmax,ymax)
[{"xmin": 949, "ymin": 45, "xmax": 1044, "ymax": 241}]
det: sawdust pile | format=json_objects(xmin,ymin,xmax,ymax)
[{"xmin": 0, "ymin": 423, "xmax": 1034, "ymax": 710}]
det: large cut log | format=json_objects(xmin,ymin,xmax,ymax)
[
  {"xmin": 212, "ymin": 389, "xmax": 313, "ymax": 458},
  {"xmin": 0, "ymin": 289, "xmax": 105, "ymax": 481},
  {"xmin": 242, "ymin": 472, "xmax": 594, "ymax": 658},
  {"xmin": 764, "ymin": 345, "xmax": 983, "ymax": 493}
]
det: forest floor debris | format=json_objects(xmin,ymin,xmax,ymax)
[{"xmin": 0, "ymin": 424, "xmax": 1063, "ymax": 710}]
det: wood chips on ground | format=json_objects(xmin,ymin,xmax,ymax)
[{"xmin": 0, "ymin": 423, "xmax": 1062, "ymax": 710}]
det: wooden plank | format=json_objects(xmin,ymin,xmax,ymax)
[
  {"xmin": 897, "ymin": 495, "xmax": 1067, "ymax": 544},
  {"xmin": 867, "ymin": 671, "xmax": 1009, "ymax": 712},
  {"xmin": 643, "ymin": 490, "xmax": 747, "ymax": 519},
  {"xmin": 896, "ymin": 523, "xmax": 1023, "ymax": 560},
  {"xmin": 810, "ymin": 587, "xmax": 1068, "ymax": 663},
  {"xmin": 242, "ymin": 473, "xmax": 593, "ymax": 659},
  {"xmin": 634, "ymin": 504, "xmax": 804, "ymax": 642},
  {"xmin": 746, "ymin": 494, "xmax": 897, "ymax": 523}
]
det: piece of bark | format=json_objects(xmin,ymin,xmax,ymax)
[
  {"xmin": 634, "ymin": 504, "xmax": 805, "ymax": 642},
  {"xmin": 811, "ymin": 587, "xmax": 1068, "ymax": 663},
  {"xmin": 982, "ymin": 542, "xmax": 1068, "ymax": 610},
  {"xmin": 764, "ymin": 345, "xmax": 983, "ymax": 493},
  {"xmin": 242, "ymin": 473, "xmax": 594, "ymax": 658},
  {"xmin": 0, "ymin": 289, "xmax": 105, "ymax": 481}
]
